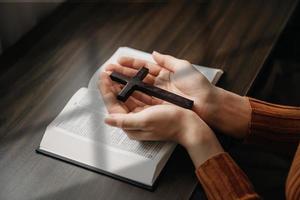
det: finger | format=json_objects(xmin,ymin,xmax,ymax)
[
  {"xmin": 111, "ymin": 81, "xmax": 148, "ymax": 106},
  {"xmin": 104, "ymin": 64, "xmax": 162, "ymax": 105},
  {"xmin": 118, "ymin": 56, "xmax": 162, "ymax": 76},
  {"xmin": 131, "ymin": 105, "xmax": 150, "ymax": 113},
  {"xmin": 131, "ymin": 91, "xmax": 163, "ymax": 105},
  {"xmin": 105, "ymin": 64, "xmax": 163, "ymax": 105},
  {"xmin": 125, "ymin": 130, "xmax": 154, "ymax": 141},
  {"xmin": 104, "ymin": 112, "xmax": 146, "ymax": 130},
  {"xmin": 152, "ymin": 51, "xmax": 189, "ymax": 72},
  {"xmin": 100, "ymin": 73, "xmax": 153, "ymax": 113},
  {"xmin": 109, "ymin": 82, "xmax": 147, "ymax": 111},
  {"xmin": 123, "ymin": 96, "xmax": 146, "ymax": 112},
  {"xmin": 98, "ymin": 72, "xmax": 128, "ymax": 114},
  {"xmin": 105, "ymin": 63, "xmax": 155, "ymax": 84}
]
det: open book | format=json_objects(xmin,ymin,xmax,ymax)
[{"xmin": 37, "ymin": 47, "xmax": 223, "ymax": 190}]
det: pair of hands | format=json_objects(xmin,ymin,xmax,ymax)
[{"xmin": 98, "ymin": 51, "xmax": 246, "ymax": 167}]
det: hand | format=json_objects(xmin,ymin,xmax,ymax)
[
  {"xmin": 98, "ymin": 70, "xmax": 160, "ymax": 114},
  {"xmin": 105, "ymin": 51, "xmax": 217, "ymax": 120},
  {"xmin": 104, "ymin": 52, "xmax": 251, "ymax": 138},
  {"xmin": 98, "ymin": 55, "xmax": 225, "ymax": 167},
  {"xmin": 98, "ymin": 62, "xmax": 223, "ymax": 167},
  {"xmin": 104, "ymin": 104, "xmax": 224, "ymax": 167}
]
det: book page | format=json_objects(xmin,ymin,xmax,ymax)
[{"xmin": 50, "ymin": 88, "xmax": 166, "ymax": 160}]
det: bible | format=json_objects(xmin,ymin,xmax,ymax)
[{"xmin": 37, "ymin": 47, "xmax": 223, "ymax": 190}]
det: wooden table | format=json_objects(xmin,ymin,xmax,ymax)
[{"xmin": 0, "ymin": 1, "xmax": 297, "ymax": 199}]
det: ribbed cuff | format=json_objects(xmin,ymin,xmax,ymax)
[
  {"xmin": 195, "ymin": 152, "xmax": 260, "ymax": 200},
  {"xmin": 286, "ymin": 143, "xmax": 300, "ymax": 200},
  {"xmin": 245, "ymin": 98, "xmax": 300, "ymax": 143}
]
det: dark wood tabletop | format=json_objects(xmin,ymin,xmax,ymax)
[{"xmin": 0, "ymin": 1, "xmax": 297, "ymax": 200}]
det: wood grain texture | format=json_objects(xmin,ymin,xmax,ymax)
[{"xmin": 0, "ymin": 1, "xmax": 297, "ymax": 200}]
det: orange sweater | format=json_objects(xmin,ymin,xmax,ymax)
[{"xmin": 196, "ymin": 98, "xmax": 300, "ymax": 200}]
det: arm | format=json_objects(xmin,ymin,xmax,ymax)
[
  {"xmin": 103, "ymin": 103, "xmax": 262, "ymax": 200},
  {"xmin": 245, "ymin": 98, "xmax": 300, "ymax": 143},
  {"xmin": 286, "ymin": 143, "xmax": 300, "ymax": 200},
  {"xmin": 155, "ymin": 52, "xmax": 300, "ymax": 143},
  {"xmin": 110, "ymin": 52, "xmax": 300, "ymax": 142},
  {"xmin": 193, "ymin": 95, "xmax": 266, "ymax": 200},
  {"xmin": 206, "ymin": 94, "xmax": 300, "ymax": 148},
  {"xmin": 201, "ymin": 87, "xmax": 252, "ymax": 139},
  {"xmin": 196, "ymin": 152, "xmax": 261, "ymax": 200},
  {"xmin": 196, "ymin": 97, "xmax": 300, "ymax": 200}
]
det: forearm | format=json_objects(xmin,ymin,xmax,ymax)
[
  {"xmin": 245, "ymin": 98, "xmax": 300, "ymax": 144},
  {"xmin": 243, "ymin": 98, "xmax": 300, "ymax": 154},
  {"xmin": 202, "ymin": 87, "xmax": 251, "ymax": 139},
  {"xmin": 183, "ymin": 114, "xmax": 261, "ymax": 199},
  {"xmin": 286, "ymin": 143, "xmax": 300, "ymax": 200},
  {"xmin": 196, "ymin": 152, "xmax": 261, "ymax": 200},
  {"xmin": 180, "ymin": 111, "xmax": 225, "ymax": 167},
  {"xmin": 202, "ymin": 88, "xmax": 300, "ymax": 143}
]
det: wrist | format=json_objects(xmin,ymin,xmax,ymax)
[
  {"xmin": 176, "ymin": 111, "xmax": 224, "ymax": 167},
  {"xmin": 194, "ymin": 85, "xmax": 221, "ymax": 124},
  {"xmin": 183, "ymin": 114, "xmax": 224, "ymax": 167},
  {"xmin": 204, "ymin": 87, "xmax": 251, "ymax": 138}
]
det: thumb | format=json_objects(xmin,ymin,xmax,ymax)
[
  {"xmin": 152, "ymin": 51, "xmax": 187, "ymax": 72},
  {"xmin": 104, "ymin": 113, "xmax": 144, "ymax": 130}
]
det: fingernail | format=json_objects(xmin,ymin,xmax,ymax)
[
  {"xmin": 104, "ymin": 114, "xmax": 117, "ymax": 126},
  {"xmin": 117, "ymin": 57, "xmax": 122, "ymax": 62},
  {"xmin": 101, "ymin": 71, "xmax": 109, "ymax": 76},
  {"xmin": 104, "ymin": 68, "xmax": 109, "ymax": 73},
  {"xmin": 152, "ymin": 51, "xmax": 159, "ymax": 55},
  {"xmin": 103, "ymin": 68, "xmax": 112, "ymax": 75}
]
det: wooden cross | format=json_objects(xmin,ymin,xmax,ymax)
[{"xmin": 110, "ymin": 67, "xmax": 194, "ymax": 109}]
